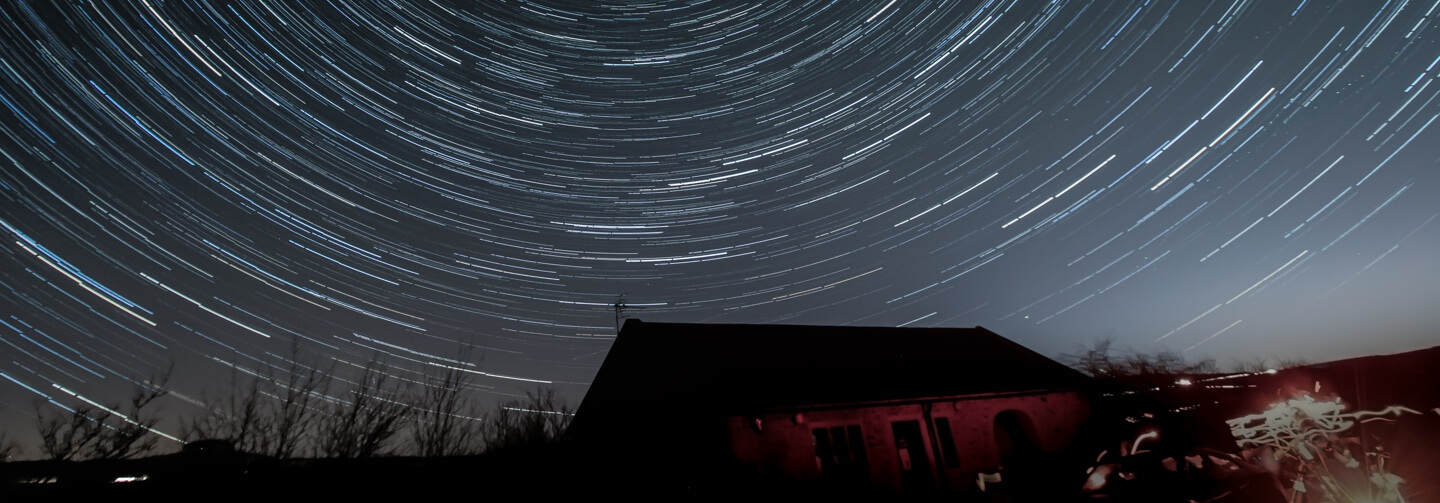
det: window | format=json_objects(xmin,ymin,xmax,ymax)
[
  {"xmin": 933, "ymin": 417, "xmax": 960, "ymax": 468},
  {"xmin": 813, "ymin": 425, "xmax": 868, "ymax": 480}
]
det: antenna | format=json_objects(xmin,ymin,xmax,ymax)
[{"xmin": 613, "ymin": 294, "xmax": 645, "ymax": 333}]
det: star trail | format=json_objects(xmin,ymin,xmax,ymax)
[{"xmin": 2, "ymin": 0, "xmax": 1438, "ymax": 446}]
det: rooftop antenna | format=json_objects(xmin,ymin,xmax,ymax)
[{"xmin": 613, "ymin": 294, "xmax": 644, "ymax": 334}]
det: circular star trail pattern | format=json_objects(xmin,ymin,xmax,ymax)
[{"xmin": 2, "ymin": 0, "xmax": 1439, "ymax": 438}]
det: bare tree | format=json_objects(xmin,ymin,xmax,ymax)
[
  {"xmin": 1061, "ymin": 337, "xmax": 1216, "ymax": 380},
  {"xmin": 36, "ymin": 406, "xmax": 104, "ymax": 461},
  {"xmin": 411, "ymin": 347, "xmax": 485, "ymax": 457},
  {"xmin": 267, "ymin": 355, "xmax": 331, "ymax": 459},
  {"xmin": 36, "ymin": 365, "xmax": 174, "ymax": 461},
  {"xmin": 0, "ymin": 429, "xmax": 19, "ymax": 461},
  {"xmin": 318, "ymin": 356, "xmax": 413, "ymax": 458},
  {"xmin": 93, "ymin": 371, "xmax": 172, "ymax": 460},
  {"xmin": 184, "ymin": 366, "xmax": 269, "ymax": 454},
  {"xmin": 482, "ymin": 386, "xmax": 573, "ymax": 453},
  {"xmin": 184, "ymin": 342, "xmax": 333, "ymax": 458}
]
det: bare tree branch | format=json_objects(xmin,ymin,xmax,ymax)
[
  {"xmin": 411, "ymin": 346, "xmax": 485, "ymax": 457},
  {"xmin": 183, "ymin": 364, "xmax": 273, "ymax": 455},
  {"xmin": 0, "ymin": 429, "xmax": 19, "ymax": 461},
  {"xmin": 36, "ymin": 363, "xmax": 174, "ymax": 461},
  {"xmin": 184, "ymin": 342, "xmax": 333, "ymax": 458},
  {"xmin": 96, "ymin": 364, "xmax": 173, "ymax": 460},
  {"xmin": 318, "ymin": 356, "xmax": 413, "ymax": 458},
  {"xmin": 36, "ymin": 405, "xmax": 104, "ymax": 462},
  {"xmin": 268, "ymin": 344, "xmax": 333, "ymax": 459}
]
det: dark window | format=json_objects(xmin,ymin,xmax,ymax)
[
  {"xmin": 933, "ymin": 417, "xmax": 960, "ymax": 468},
  {"xmin": 813, "ymin": 425, "xmax": 868, "ymax": 481}
]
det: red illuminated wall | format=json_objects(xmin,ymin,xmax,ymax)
[{"xmin": 724, "ymin": 389, "xmax": 1089, "ymax": 494}]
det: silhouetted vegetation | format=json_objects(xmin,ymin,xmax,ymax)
[
  {"xmin": 34, "ymin": 364, "xmax": 172, "ymax": 461},
  {"xmin": 1229, "ymin": 355, "xmax": 1308, "ymax": 373},
  {"xmin": 1061, "ymin": 337, "xmax": 1217, "ymax": 380},
  {"xmin": 0, "ymin": 430, "xmax": 18, "ymax": 461},
  {"xmin": 183, "ymin": 344, "xmax": 333, "ymax": 458},
  {"xmin": 411, "ymin": 346, "xmax": 485, "ymax": 457},
  {"xmin": 482, "ymin": 386, "xmax": 573, "ymax": 453},
  {"xmin": 176, "ymin": 345, "xmax": 571, "ymax": 459},
  {"xmin": 11, "ymin": 341, "xmax": 574, "ymax": 465},
  {"xmin": 317, "ymin": 356, "xmax": 414, "ymax": 458}
]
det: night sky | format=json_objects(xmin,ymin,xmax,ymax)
[{"xmin": 2, "ymin": 0, "xmax": 1438, "ymax": 446}]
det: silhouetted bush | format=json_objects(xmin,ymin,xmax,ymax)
[{"xmin": 482, "ymin": 386, "xmax": 573, "ymax": 453}]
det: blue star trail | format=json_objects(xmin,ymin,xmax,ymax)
[{"xmin": 1, "ymin": 0, "xmax": 1438, "ymax": 443}]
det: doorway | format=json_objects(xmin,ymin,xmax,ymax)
[
  {"xmin": 993, "ymin": 409, "xmax": 1039, "ymax": 466},
  {"xmin": 890, "ymin": 420, "xmax": 934, "ymax": 493}
]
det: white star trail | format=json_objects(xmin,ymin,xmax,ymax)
[{"xmin": 0, "ymin": 0, "xmax": 1437, "ymax": 448}]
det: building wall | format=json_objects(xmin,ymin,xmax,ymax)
[
  {"xmin": 725, "ymin": 390, "xmax": 1089, "ymax": 495},
  {"xmin": 931, "ymin": 390, "xmax": 1090, "ymax": 493}
]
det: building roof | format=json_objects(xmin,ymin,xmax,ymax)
[{"xmin": 571, "ymin": 320, "xmax": 1088, "ymax": 436}]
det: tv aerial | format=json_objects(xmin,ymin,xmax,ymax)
[{"xmin": 613, "ymin": 293, "xmax": 645, "ymax": 333}]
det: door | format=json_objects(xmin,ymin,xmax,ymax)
[{"xmin": 890, "ymin": 420, "xmax": 934, "ymax": 493}]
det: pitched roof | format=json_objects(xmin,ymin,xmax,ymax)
[{"xmin": 573, "ymin": 320, "xmax": 1087, "ymax": 432}]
